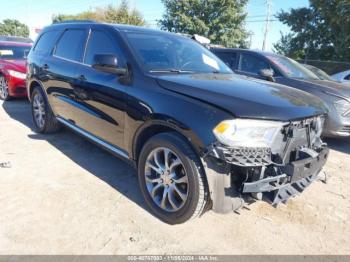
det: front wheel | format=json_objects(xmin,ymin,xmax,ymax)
[
  {"xmin": 138, "ymin": 132, "xmax": 208, "ymax": 224},
  {"xmin": 0, "ymin": 75, "xmax": 10, "ymax": 101}
]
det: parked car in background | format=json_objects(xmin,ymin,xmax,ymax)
[
  {"xmin": 0, "ymin": 40, "xmax": 32, "ymax": 100},
  {"xmin": 212, "ymin": 48, "xmax": 350, "ymax": 137},
  {"xmin": 332, "ymin": 70, "xmax": 350, "ymax": 85},
  {"xmin": 27, "ymin": 21, "xmax": 329, "ymax": 224},
  {"xmin": 0, "ymin": 35, "xmax": 33, "ymax": 43},
  {"xmin": 303, "ymin": 64, "xmax": 334, "ymax": 82}
]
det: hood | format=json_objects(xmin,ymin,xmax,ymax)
[
  {"xmin": 154, "ymin": 73, "xmax": 327, "ymax": 122},
  {"xmin": 288, "ymin": 78, "xmax": 350, "ymax": 98},
  {"xmin": 1, "ymin": 59, "xmax": 26, "ymax": 72}
]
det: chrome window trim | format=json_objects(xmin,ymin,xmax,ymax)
[{"xmin": 52, "ymin": 54, "xmax": 92, "ymax": 67}]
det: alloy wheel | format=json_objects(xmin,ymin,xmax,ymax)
[
  {"xmin": 144, "ymin": 147, "xmax": 189, "ymax": 212},
  {"xmin": 32, "ymin": 92, "xmax": 46, "ymax": 129},
  {"xmin": 0, "ymin": 76, "xmax": 9, "ymax": 100}
]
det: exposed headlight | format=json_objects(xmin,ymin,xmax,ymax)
[
  {"xmin": 8, "ymin": 70, "xmax": 26, "ymax": 80},
  {"xmin": 334, "ymin": 99, "xmax": 350, "ymax": 116},
  {"xmin": 213, "ymin": 119, "xmax": 285, "ymax": 148}
]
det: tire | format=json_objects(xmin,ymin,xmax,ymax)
[
  {"xmin": 31, "ymin": 86, "xmax": 61, "ymax": 133},
  {"xmin": 138, "ymin": 132, "xmax": 208, "ymax": 224},
  {"xmin": 0, "ymin": 75, "xmax": 10, "ymax": 101}
]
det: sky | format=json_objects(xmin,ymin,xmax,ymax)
[{"xmin": 0, "ymin": 0, "xmax": 310, "ymax": 51}]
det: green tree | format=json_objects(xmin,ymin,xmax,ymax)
[
  {"xmin": 159, "ymin": 0, "xmax": 249, "ymax": 48},
  {"xmin": 52, "ymin": 0, "xmax": 145, "ymax": 26},
  {"xmin": 0, "ymin": 19, "xmax": 29, "ymax": 37},
  {"xmin": 274, "ymin": 0, "xmax": 350, "ymax": 61}
]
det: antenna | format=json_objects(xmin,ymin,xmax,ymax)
[{"xmin": 262, "ymin": 0, "xmax": 272, "ymax": 51}]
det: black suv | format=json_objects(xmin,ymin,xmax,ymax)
[{"xmin": 27, "ymin": 21, "xmax": 329, "ymax": 224}]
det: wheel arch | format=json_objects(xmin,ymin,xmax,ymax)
[
  {"xmin": 132, "ymin": 119, "xmax": 206, "ymax": 163},
  {"xmin": 28, "ymin": 80, "xmax": 47, "ymax": 101},
  {"xmin": 133, "ymin": 119, "xmax": 213, "ymax": 215}
]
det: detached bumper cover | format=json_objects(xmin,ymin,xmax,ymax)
[
  {"xmin": 242, "ymin": 147, "xmax": 329, "ymax": 205},
  {"xmin": 204, "ymin": 116, "xmax": 329, "ymax": 213}
]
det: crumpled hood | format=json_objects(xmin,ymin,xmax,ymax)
[
  {"xmin": 1, "ymin": 59, "xmax": 26, "ymax": 72},
  {"xmin": 155, "ymin": 73, "xmax": 327, "ymax": 121}
]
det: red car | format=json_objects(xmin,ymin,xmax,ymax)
[{"xmin": 0, "ymin": 41, "xmax": 32, "ymax": 100}]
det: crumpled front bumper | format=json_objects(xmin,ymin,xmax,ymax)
[
  {"xmin": 202, "ymin": 145, "xmax": 329, "ymax": 213},
  {"xmin": 242, "ymin": 147, "xmax": 329, "ymax": 205}
]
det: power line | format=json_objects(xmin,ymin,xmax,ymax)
[
  {"xmin": 262, "ymin": 0, "xmax": 272, "ymax": 51},
  {"xmin": 246, "ymin": 19, "xmax": 277, "ymax": 23}
]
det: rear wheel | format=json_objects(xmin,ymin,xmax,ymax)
[
  {"xmin": 0, "ymin": 75, "xmax": 10, "ymax": 101},
  {"xmin": 138, "ymin": 132, "xmax": 208, "ymax": 224},
  {"xmin": 31, "ymin": 87, "xmax": 61, "ymax": 133}
]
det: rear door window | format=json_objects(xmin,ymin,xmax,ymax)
[
  {"xmin": 238, "ymin": 53, "xmax": 271, "ymax": 75},
  {"xmin": 54, "ymin": 29, "xmax": 86, "ymax": 62},
  {"xmin": 345, "ymin": 74, "xmax": 350, "ymax": 80},
  {"xmin": 215, "ymin": 52, "xmax": 237, "ymax": 69}
]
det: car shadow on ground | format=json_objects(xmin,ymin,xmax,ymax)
[
  {"xmin": 1, "ymin": 99, "xmax": 154, "ymax": 220},
  {"xmin": 324, "ymin": 137, "xmax": 350, "ymax": 154},
  {"xmin": 2, "ymin": 99, "xmax": 350, "ymax": 220}
]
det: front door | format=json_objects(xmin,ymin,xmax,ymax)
[
  {"xmin": 237, "ymin": 53, "xmax": 273, "ymax": 80},
  {"xmin": 72, "ymin": 28, "xmax": 127, "ymax": 150}
]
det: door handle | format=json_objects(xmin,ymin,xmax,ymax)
[
  {"xmin": 42, "ymin": 64, "xmax": 49, "ymax": 70},
  {"xmin": 78, "ymin": 74, "xmax": 87, "ymax": 81}
]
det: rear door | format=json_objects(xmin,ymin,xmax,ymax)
[
  {"xmin": 44, "ymin": 27, "xmax": 88, "ymax": 122},
  {"xmin": 71, "ymin": 27, "xmax": 127, "ymax": 150}
]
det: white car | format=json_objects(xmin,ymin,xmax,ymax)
[{"xmin": 332, "ymin": 70, "xmax": 350, "ymax": 85}]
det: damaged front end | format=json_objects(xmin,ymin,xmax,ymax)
[{"xmin": 203, "ymin": 115, "xmax": 329, "ymax": 213}]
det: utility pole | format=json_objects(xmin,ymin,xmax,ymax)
[{"xmin": 262, "ymin": 0, "xmax": 272, "ymax": 51}]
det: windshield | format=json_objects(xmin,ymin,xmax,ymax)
[
  {"xmin": 0, "ymin": 45, "xmax": 31, "ymax": 60},
  {"xmin": 124, "ymin": 31, "xmax": 232, "ymax": 74},
  {"xmin": 267, "ymin": 55, "xmax": 319, "ymax": 80}
]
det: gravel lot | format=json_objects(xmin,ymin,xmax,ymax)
[{"xmin": 0, "ymin": 99, "xmax": 349, "ymax": 255}]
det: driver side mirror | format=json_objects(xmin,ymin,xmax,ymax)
[
  {"xmin": 259, "ymin": 69, "xmax": 275, "ymax": 82},
  {"xmin": 92, "ymin": 54, "xmax": 127, "ymax": 75}
]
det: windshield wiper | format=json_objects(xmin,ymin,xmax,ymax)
[{"xmin": 149, "ymin": 69, "xmax": 195, "ymax": 74}]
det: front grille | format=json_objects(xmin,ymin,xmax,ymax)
[{"xmin": 216, "ymin": 144, "xmax": 272, "ymax": 166}]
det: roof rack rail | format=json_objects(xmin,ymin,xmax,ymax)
[{"xmin": 54, "ymin": 20, "xmax": 97, "ymax": 24}]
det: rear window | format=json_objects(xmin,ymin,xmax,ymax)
[
  {"xmin": 0, "ymin": 45, "xmax": 31, "ymax": 60},
  {"xmin": 54, "ymin": 29, "xmax": 86, "ymax": 62},
  {"xmin": 34, "ymin": 30, "xmax": 61, "ymax": 54}
]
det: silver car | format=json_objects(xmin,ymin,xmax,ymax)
[
  {"xmin": 332, "ymin": 70, "xmax": 350, "ymax": 85},
  {"xmin": 212, "ymin": 48, "xmax": 350, "ymax": 137}
]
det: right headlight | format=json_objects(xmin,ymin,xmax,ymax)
[
  {"xmin": 334, "ymin": 99, "xmax": 350, "ymax": 116},
  {"xmin": 213, "ymin": 119, "xmax": 285, "ymax": 148}
]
